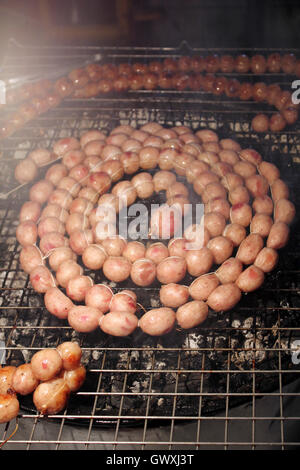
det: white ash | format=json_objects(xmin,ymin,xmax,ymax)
[
  {"xmin": 231, "ymin": 319, "xmax": 241, "ymax": 329},
  {"xmin": 0, "ymin": 317, "xmax": 8, "ymax": 327},
  {"xmin": 91, "ymin": 349, "xmax": 102, "ymax": 362},
  {"xmin": 150, "ymin": 297, "xmax": 160, "ymax": 308}
]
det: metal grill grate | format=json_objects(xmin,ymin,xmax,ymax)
[{"xmin": 0, "ymin": 41, "xmax": 300, "ymax": 450}]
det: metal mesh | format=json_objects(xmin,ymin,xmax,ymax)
[{"xmin": 0, "ymin": 41, "xmax": 300, "ymax": 450}]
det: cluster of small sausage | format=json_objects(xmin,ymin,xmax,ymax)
[
  {"xmin": 1, "ymin": 53, "xmax": 300, "ymax": 140},
  {"xmin": 14, "ymin": 123, "xmax": 296, "ymax": 338},
  {"xmin": 0, "ymin": 342, "xmax": 85, "ymax": 423}
]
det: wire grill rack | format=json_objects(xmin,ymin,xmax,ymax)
[{"xmin": 0, "ymin": 41, "xmax": 300, "ymax": 450}]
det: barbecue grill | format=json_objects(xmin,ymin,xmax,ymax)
[{"xmin": 0, "ymin": 40, "xmax": 299, "ymax": 450}]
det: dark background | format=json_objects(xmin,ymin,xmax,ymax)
[{"xmin": 0, "ymin": 0, "xmax": 300, "ymax": 52}]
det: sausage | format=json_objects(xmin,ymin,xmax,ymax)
[
  {"xmin": 159, "ymin": 283, "xmax": 189, "ymax": 308},
  {"xmin": 138, "ymin": 307, "xmax": 176, "ymax": 336},
  {"xmin": 29, "ymin": 180, "xmax": 54, "ymax": 205},
  {"xmin": 80, "ymin": 130, "xmax": 106, "ymax": 148},
  {"xmin": 69, "ymin": 197, "xmax": 93, "ymax": 216},
  {"xmin": 153, "ymin": 170, "xmax": 177, "ymax": 191},
  {"xmin": 101, "ymin": 144, "xmax": 122, "ymax": 161},
  {"xmin": 44, "ymin": 287, "xmax": 74, "ymax": 319},
  {"xmin": 131, "ymin": 172, "xmax": 155, "ymax": 199},
  {"xmin": 158, "ymin": 148, "xmax": 178, "ymax": 170},
  {"xmin": 69, "ymin": 229, "xmax": 93, "ymax": 255},
  {"xmin": 99, "ymin": 311, "xmax": 138, "ymax": 337},
  {"xmin": 189, "ymin": 273, "xmax": 220, "ymax": 301},
  {"xmin": 39, "ymin": 231, "xmax": 67, "ymax": 255},
  {"xmin": 61, "ymin": 364, "xmax": 85, "ymax": 392},
  {"xmin": 45, "ymin": 163, "xmax": 68, "ymax": 186},
  {"xmin": 221, "ymin": 172, "xmax": 244, "ymax": 191},
  {"xmin": 48, "ymin": 188, "xmax": 73, "ymax": 210},
  {"xmin": 14, "ymin": 158, "xmax": 38, "ymax": 184},
  {"xmin": 38, "ymin": 216, "xmax": 65, "ymax": 238},
  {"xmin": 0, "ymin": 394, "xmax": 20, "ymax": 423},
  {"xmin": 266, "ymin": 222, "xmax": 290, "ymax": 249},
  {"xmin": 41, "ymin": 203, "xmax": 70, "ymax": 224},
  {"xmin": 57, "ymin": 176, "xmax": 81, "ymax": 197},
  {"xmin": 245, "ymin": 174, "xmax": 269, "ymax": 198},
  {"xmin": 101, "ymin": 236, "xmax": 127, "ymax": 257},
  {"xmin": 0, "ymin": 366, "xmax": 17, "ymax": 394},
  {"xmin": 145, "ymin": 242, "xmax": 169, "ymax": 264},
  {"xmin": 216, "ymin": 257, "xmax": 243, "ymax": 284},
  {"xmin": 202, "ymin": 182, "xmax": 227, "ymax": 203},
  {"xmin": 19, "ymin": 201, "xmax": 41, "ymax": 223},
  {"xmin": 252, "ymin": 195, "xmax": 274, "ymax": 215},
  {"xmin": 166, "ymin": 181, "xmax": 189, "ymax": 199},
  {"xmin": 254, "ymin": 247, "xmax": 279, "ymax": 273},
  {"xmin": 203, "ymin": 212, "xmax": 227, "ymax": 238},
  {"xmin": 86, "ymin": 171, "xmax": 111, "ymax": 195},
  {"xmin": 207, "ymin": 283, "xmax": 242, "ymax": 311},
  {"xmin": 31, "ymin": 349, "xmax": 63, "ymax": 382},
  {"xmin": 205, "ymin": 198, "xmax": 230, "ymax": 220},
  {"xmin": 168, "ymin": 237, "xmax": 187, "ymax": 258},
  {"xmin": 85, "ymin": 284, "xmax": 113, "ymax": 313},
  {"xmin": 251, "ymin": 114, "xmax": 269, "ymax": 132},
  {"xmin": 258, "ymin": 161, "xmax": 280, "ymax": 185},
  {"xmin": 228, "ymin": 185, "xmax": 250, "ymax": 205},
  {"xmin": 56, "ymin": 260, "xmax": 83, "ymax": 288},
  {"xmin": 271, "ymin": 179, "xmax": 289, "ymax": 202},
  {"xmin": 30, "ymin": 265, "xmax": 56, "ymax": 293},
  {"xmin": 122, "ymin": 241, "xmax": 146, "ymax": 263},
  {"xmin": 176, "ymin": 300, "xmax": 208, "ymax": 329},
  {"xmin": 48, "ymin": 246, "xmax": 77, "ymax": 271},
  {"xmin": 186, "ymin": 160, "xmax": 209, "ymax": 183},
  {"xmin": 66, "ymin": 275, "xmax": 94, "ymax": 302},
  {"xmin": 138, "ymin": 146, "xmax": 159, "ymax": 170},
  {"xmin": 53, "ymin": 137, "xmax": 80, "ymax": 157},
  {"xmin": 173, "ymin": 153, "xmax": 195, "ymax": 176},
  {"xmin": 198, "ymin": 151, "xmax": 219, "ymax": 166},
  {"xmin": 195, "ymin": 129, "xmax": 219, "ymax": 143},
  {"xmin": 109, "ymin": 291, "xmax": 137, "ymax": 315},
  {"xmin": 83, "ymin": 139, "xmax": 105, "ymax": 157},
  {"xmin": 230, "ymin": 203, "xmax": 253, "ymax": 227},
  {"xmin": 234, "ymin": 161, "xmax": 257, "ymax": 179},
  {"xmin": 28, "ymin": 148, "xmax": 55, "ymax": 167},
  {"xmin": 19, "ymin": 245, "xmax": 44, "ymax": 274},
  {"xmin": 156, "ymin": 256, "xmax": 187, "ymax": 284},
  {"xmin": 130, "ymin": 258, "xmax": 156, "ymax": 286},
  {"xmin": 236, "ymin": 233, "xmax": 264, "ymax": 264},
  {"xmin": 150, "ymin": 204, "xmax": 182, "ymax": 239},
  {"xmin": 274, "ymin": 199, "xmax": 296, "ymax": 225},
  {"xmin": 184, "ymin": 224, "xmax": 211, "ymax": 249},
  {"xmin": 100, "ymin": 159, "xmax": 124, "ymax": 182},
  {"xmin": 56, "ymin": 342, "xmax": 82, "ymax": 371},
  {"xmin": 16, "ymin": 221, "xmax": 38, "ymax": 246},
  {"xmin": 185, "ymin": 247, "xmax": 214, "ymax": 277},
  {"xmin": 223, "ymin": 223, "xmax": 247, "ymax": 246},
  {"xmin": 207, "ymin": 236, "xmax": 233, "ymax": 265},
  {"xmin": 236, "ymin": 265, "xmax": 265, "ymax": 292},
  {"xmin": 66, "ymin": 212, "xmax": 89, "ymax": 235},
  {"xmin": 249, "ymin": 213, "xmax": 273, "ymax": 237},
  {"xmin": 33, "ymin": 378, "xmax": 70, "ymax": 415},
  {"xmin": 111, "ymin": 180, "xmax": 137, "ymax": 207},
  {"xmin": 193, "ymin": 171, "xmax": 219, "ymax": 195},
  {"xmin": 102, "ymin": 256, "xmax": 132, "ymax": 283},
  {"xmin": 120, "ymin": 151, "xmax": 140, "ymax": 174},
  {"xmin": 11, "ymin": 364, "xmax": 39, "ymax": 395},
  {"xmin": 68, "ymin": 305, "xmax": 103, "ymax": 332},
  {"xmin": 219, "ymin": 150, "xmax": 240, "ymax": 166},
  {"xmin": 82, "ymin": 244, "xmax": 107, "ymax": 270}
]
